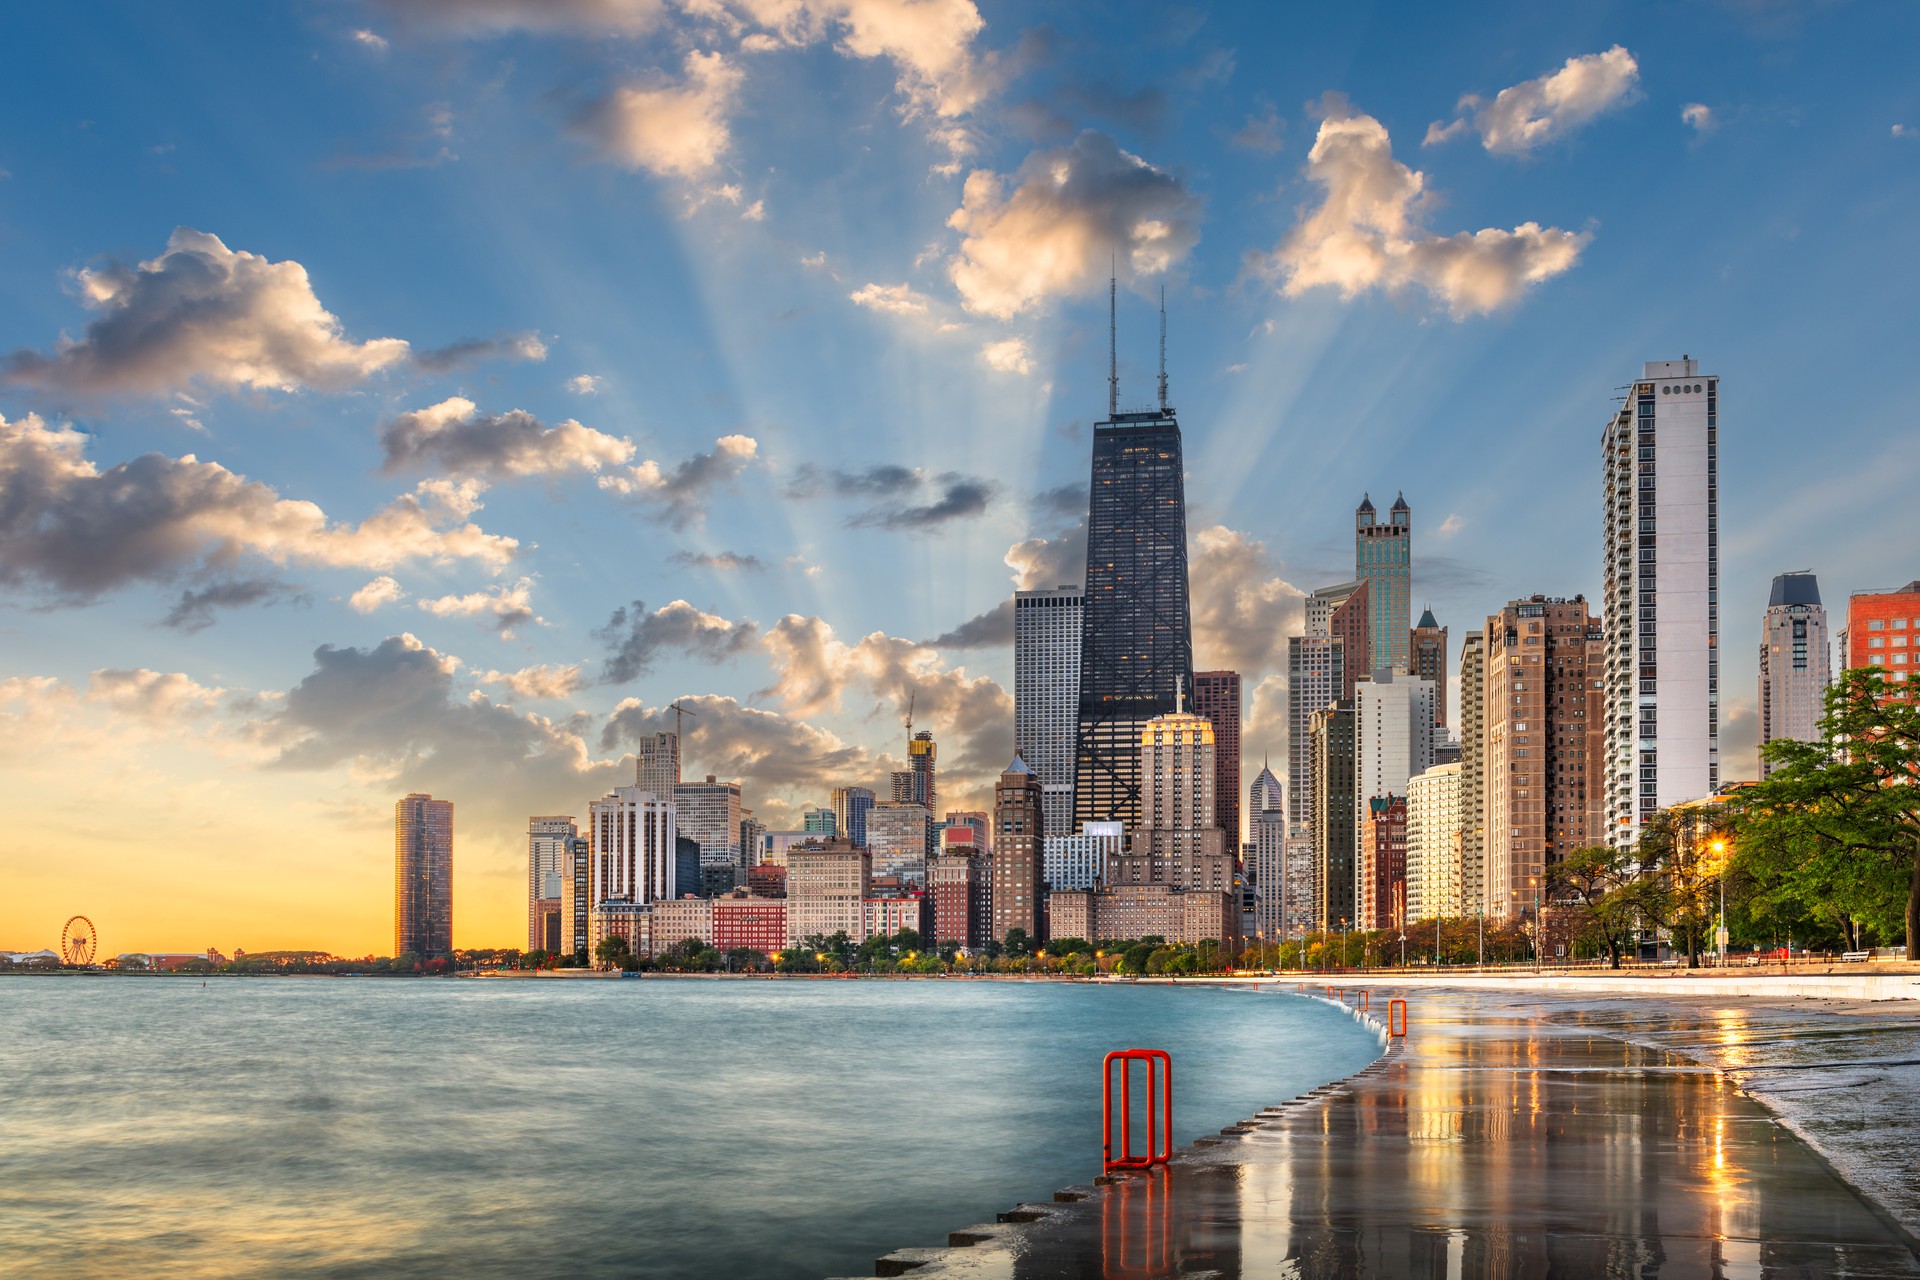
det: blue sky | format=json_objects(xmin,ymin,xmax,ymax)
[{"xmin": 3, "ymin": 0, "xmax": 1917, "ymax": 951}]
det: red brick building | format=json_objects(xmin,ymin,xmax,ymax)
[
  {"xmin": 1847, "ymin": 580, "xmax": 1920, "ymax": 701},
  {"xmin": 713, "ymin": 894, "xmax": 786, "ymax": 956},
  {"xmin": 1359, "ymin": 794, "xmax": 1407, "ymax": 931}
]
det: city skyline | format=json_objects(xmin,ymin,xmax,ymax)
[{"xmin": 5, "ymin": 2, "xmax": 1920, "ymax": 954}]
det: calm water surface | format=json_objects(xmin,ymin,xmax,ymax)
[{"xmin": 0, "ymin": 976, "xmax": 1377, "ymax": 1279}]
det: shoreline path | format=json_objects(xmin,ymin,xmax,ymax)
[{"xmin": 842, "ymin": 988, "xmax": 1920, "ymax": 1279}]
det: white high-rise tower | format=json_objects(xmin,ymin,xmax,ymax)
[
  {"xmin": 1759, "ymin": 572, "xmax": 1830, "ymax": 775},
  {"xmin": 1602, "ymin": 359, "xmax": 1720, "ymax": 848},
  {"xmin": 1014, "ymin": 584, "xmax": 1083, "ymax": 837}
]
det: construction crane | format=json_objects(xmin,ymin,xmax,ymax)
[{"xmin": 667, "ymin": 700, "xmax": 698, "ymax": 771}]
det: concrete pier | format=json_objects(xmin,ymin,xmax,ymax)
[{"xmin": 847, "ymin": 990, "xmax": 1920, "ymax": 1279}]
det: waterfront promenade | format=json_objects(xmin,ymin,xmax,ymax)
[{"xmin": 849, "ymin": 989, "xmax": 1920, "ymax": 1279}]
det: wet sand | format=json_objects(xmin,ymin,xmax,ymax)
[{"xmin": 846, "ymin": 989, "xmax": 1920, "ymax": 1279}]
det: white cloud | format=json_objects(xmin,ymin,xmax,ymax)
[
  {"xmin": 573, "ymin": 50, "xmax": 743, "ymax": 179},
  {"xmin": 568, "ymin": 374, "xmax": 602, "ymax": 394},
  {"xmin": 947, "ymin": 131, "xmax": 1200, "ymax": 319},
  {"xmin": 86, "ymin": 668, "xmax": 226, "ymax": 719},
  {"xmin": 741, "ymin": 198, "xmax": 766, "ymax": 220},
  {"xmin": 418, "ymin": 577, "xmax": 543, "ymax": 636},
  {"xmin": 351, "ymin": 28, "xmax": 390, "ymax": 51},
  {"xmin": 979, "ymin": 336, "xmax": 1031, "ymax": 374},
  {"xmin": 1435, "ymin": 512, "xmax": 1465, "ymax": 538},
  {"xmin": 1681, "ymin": 103, "xmax": 1715, "ymax": 133},
  {"xmin": 1426, "ymin": 46, "xmax": 1640, "ymax": 155},
  {"xmin": 1266, "ymin": 103, "xmax": 1589, "ymax": 318},
  {"xmin": 733, "ymin": 0, "xmax": 992, "ymax": 121},
  {"xmin": 848, "ymin": 282, "xmax": 932, "ymax": 315},
  {"xmin": 598, "ymin": 434, "xmax": 759, "ymax": 527},
  {"xmin": 1895, "ymin": 124, "xmax": 1917, "ymax": 140},
  {"xmin": 3, "ymin": 228, "xmax": 410, "ymax": 397},
  {"xmin": 378, "ymin": 396, "xmax": 634, "ymax": 479},
  {"xmin": 480, "ymin": 663, "xmax": 586, "ymax": 701},
  {"xmin": 0, "ymin": 410, "xmax": 517, "ymax": 601},
  {"xmin": 801, "ymin": 251, "xmax": 828, "ymax": 269},
  {"xmin": 350, "ymin": 576, "xmax": 407, "ymax": 613},
  {"xmin": 371, "ymin": 0, "xmax": 669, "ymax": 35}
]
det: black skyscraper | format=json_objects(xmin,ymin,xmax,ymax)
[{"xmin": 1072, "ymin": 405, "xmax": 1195, "ymax": 830}]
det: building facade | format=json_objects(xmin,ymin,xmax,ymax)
[
  {"xmin": 1015, "ymin": 584, "xmax": 1084, "ymax": 836},
  {"xmin": 1191, "ymin": 670, "xmax": 1242, "ymax": 847},
  {"xmin": 1410, "ymin": 609, "xmax": 1448, "ymax": 727},
  {"xmin": 1482, "ymin": 597, "xmax": 1605, "ymax": 919},
  {"xmin": 866, "ymin": 801, "xmax": 932, "ymax": 879},
  {"xmin": 635, "ymin": 731, "xmax": 679, "ymax": 800},
  {"xmin": 1353, "ymin": 670, "xmax": 1437, "ymax": 870},
  {"xmin": 785, "ymin": 840, "xmax": 871, "ymax": 946},
  {"xmin": 828, "ymin": 786, "xmax": 874, "ymax": 848},
  {"xmin": 589, "ymin": 787, "xmax": 678, "ymax": 906},
  {"xmin": 1073, "ymin": 407, "xmax": 1195, "ymax": 831},
  {"xmin": 1043, "ymin": 821, "xmax": 1122, "ymax": 892},
  {"xmin": 1358, "ymin": 795, "xmax": 1407, "ymax": 931},
  {"xmin": 1846, "ymin": 580, "xmax": 1920, "ymax": 702},
  {"xmin": 673, "ymin": 776, "xmax": 743, "ymax": 869},
  {"xmin": 1310, "ymin": 699, "xmax": 1357, "ymax": 931},
  {"xmin": 991, "ymin": 756, "xmax": 1046, "ymax": 942},
  {"xmin": 1759, "ymin": 572, "xmax": 1831, "ymax": 772},
  {"xmin": 1355, "ymin": 494, "xmax": 1411, "ymax": 674},
  {"xmin": 1602, "ymin": 358, "xmax": 1721, "ymax": 848},
  {"xmin": 394, "ymin": 793, "xmax": 453, "ymax": 958},
  {"xmin": 1406, "ymin": 762, "xmax": 1462, "ymax": 921},
  {"xmin": 1457, "ymin": 631, "xmax": 1487, "ymax": 915},
  {"xmin": 930, "ymin": 830, "xmax": 989, "ymax": 950},
  {"xmin": 713, "ymin": 894, "xmax": 786, "ymax": 957},
  {"xmin": 527, "ymin": 815, "xmax": 576, "ymax": 952}
]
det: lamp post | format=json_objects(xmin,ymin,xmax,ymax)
[
  {"xmin": 1532, "ymin": 876, "xmax": 1542, "ymax": 973},
  {"xmin": 1398, "ymin": 932, "xmax": 1407, "ymax": 968}
]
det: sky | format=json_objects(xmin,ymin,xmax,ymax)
[{"xmin": 3, "ymin": 0, "xmax": 1917, "ymax": 956}]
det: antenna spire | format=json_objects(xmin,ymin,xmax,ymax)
[
  {"xmin": 1157, "ymin": 286, "xmax": 1168, "ymax": 411},
  {"xmin": 1107, "ymin": 259, "xmax": 1118, "ymax": 418}
]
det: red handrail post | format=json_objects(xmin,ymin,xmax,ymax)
[
  {"xmin": 1388, "ymin": 999, "xmax": 1407, "ymax": 1037},
  {"xmin": 1102, "ymin": 1049, "xmax": 1173, "ymax": 1171}
]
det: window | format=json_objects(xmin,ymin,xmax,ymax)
[
  {"xmin": 1870, "ymin": 619, "xmax": 1886, "ymax": 631},
  {"xmin": 1871, "ymin": 637, "xmax": 1885, "ymax": 649}
]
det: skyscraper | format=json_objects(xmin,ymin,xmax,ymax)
[
  {"xmin": 1191, "ymin": 670, "xmax": 1242, "ymax": 847},
  {"xmin": 394, "ymin": 793, "xmax": 453, "ymax": 959},
  {"xmin": 1457, "ymin": 632, "xmax": 1487, "ymax": 916},
  {"xmin": 1248, "ymin": 760, "xmax": 1283, "ymax": 817},
  {"xmin": 589, "ymin": 787, "xmax": 678, "ymax": 905},
  {"xmin": 1309, "ymin": 699, "xmax": 1356, "ymax": 931},
  {"xmin": 802, "ymin": 806, "xmax": 837, "ymax": 837},
  {"xmin": 1481, "ymin": 596, "xmax": 1604, "ymax": 918},
  {"xmin": 1352, "ymin": 671, "xmax": 1436, "ymax": 926},
  {"xmin": 1406, "ymin": 762, "xmax": 1462, "ymax": 921},
  {"xmin": 1355, "ymin": 494, "xmax": 1411, "ymax": 674},
  {"xmin": 1121, "ymin": 691, "xmax": 1228, "ymax": 885},
  {"xmin": 527, "ymin": 816, "xmax": 576, "ymax": 953},
  {"xmin": 560, "ymin": 833, "xmax": 590, "ymax": 957},
  {"xmin": 1358, "ymin": 795, "xmax": 1407, "ymax": 931},
  {"xmin": 991, "ymin": 755, "xmax": 1046, "ymax": 943},
  {"xmin": 829, "ymin": 785, "xmax": 874, "ymax": 847},
  {"xmin": 673, "ymin": 775, "xmax": 743, "ymax": 869},
  {"xmin": 1409, "ymin": 609, "xmax": 1448, "ymax": 726},
  {"xmin": 1289, "ymin": 579, "xmax": 1368, "ymax": 832},
  {"xmin": 866, "ymin": 801, "xmax": 932, "ymax": 879},
  {"xmin": 1073, "ymin": 390, "xmax": 1194, "ymax": 831},
  {"xmin": 635, "ymin": 731, "xmax": 679, "ymax": 799},
  {"xmin": 1602, "ymin": 359, "xmax": 1720, "ymax": 848},
  {"xmin": 1248, "ymin": 763, "xmax": 1299, "ymax": 944},
  {"xmin": 1015, "ymin": 584, "xmax": 1083, "ymax": 837},
  {"xmin": 1759, "ymin": 572, "xmax": 1831, "ymax": 772}
]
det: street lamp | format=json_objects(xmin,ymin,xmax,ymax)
[
  {"xmin": 1398, "ymin": 932, "xmax": 1407, "ymax": 969},
  {"xmin": 1710, "ymin": 837, "xmax": 1729, "ymax": 968}
]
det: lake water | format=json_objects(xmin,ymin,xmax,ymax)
[{"xmin": 0, "ymin": 976, "xmax": 1379, "ymax": 1279}]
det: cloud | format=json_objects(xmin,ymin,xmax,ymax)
[
  {"xmin": 350, "ymin": 576, "xmax": 407, "ymax": 613},
  {"xmin": 418, "ymin": 576, "xmax": 543, "ymax": 636},
  {"xmin": 595, "ymin": 598, "xmax": 760, "ymax": 684},
  {"xmin": 1004, "ymin": 518, "xmax": 1086, "ymax": 592},
  {"xmin": 1229, "ymin": 103, "xmax": 1285, "ymax": 154},
  {"xmin": 351, "ymin": 28, "xmax": 390, "ymax": 51},
  {"xmin": 410, "ymin": 332, "xmax": 547, "ymax": 373},
  {"xmin": 1031, "ymin": 482, "xmax": 1083, "ymax": 520},
  {"xmin": 1265, "ymin": 101, "xmax": 1589, "ymax": 317},
  {"xmin": 1425, "ymin": 46, "xmax": 1640, "ymax": 155},
  {"xmin": 785, "ymin": 462, "xmax": 919, "ymax": 499},
  {"xmin": 371, "ymin": 0, "xmax": 670, "ymax": 35},
  {"xmin": 947, "ymin": 130, "xmax": 1201, "ymax": 319},
  {"xmin": 783, "ymin": 461, "xmax": 991, "ymax": 531},
  {"xmin": 847, "ymin": 472, "xmax": 993, "ymax": 531},
  {"xmin": 480, "ymin": 663, "xmax": 585, "ymax": 701},
  {"xmin": 1894, "ymin": 124, "xmax": 1917, "ymax": 140},
  {"xmin": 1681, "ymin": 103, "xmax": 1716, "ymax": 134},
  {"xmin": 162, "ymin": 577, "xmax": 298, "ymax": 632},
  {"xmin": 979, "ymin": 336, "xmax": 1032, "ymax": 374},
  {"xmin": 597, "ymin": 434, "xmax": 759, "ymax": 527},
  {"xmin": 924, "ymin": 597, "xmax": 1013, "ymax": 649},
  {"xmin": 86, "ymin": 668, "xmax": 226, "ymax": 719},
  {"xmin": 0, "ymin": 410, "xmax": 516, "ymax": 602},
  {"xmin": 3, "ymin": 228, "xmax": 410, "ymax": 398},
  {"xmin": 848, "ymin": 282, "xmax": 933, "ymax": 315},
  {"xmin": 759, "ymin": 614, "xmax": 1012, "ymax": 784},
  {"xmin": 1435, "ymin": 512, "xmax": 1465, "ymax": 538},
  {"xmin": 673, "ymin": 550, "xmax": 767, "ymax": 572},
  {"xmin": 379, "ymin": 397, "xmax": 634, "ymax": 480},
  {"xmin": 567, "ymin": 374, "xmax": 603, "ymax": 395},
  {"xmin": 572, "ymin": 50, "xmax": 743, "ymax": 179},
  {"xmin": 1187, "ymin": 525, "xmax": 1305, "ymax": 677},
  {"xmin": 736, "ymin": 0, "xmax": 994, "ymax": 122}
]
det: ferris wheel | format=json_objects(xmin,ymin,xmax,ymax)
[{"xmin": 61, "ymin": 916, "xmax": 98, "ymax": 967}]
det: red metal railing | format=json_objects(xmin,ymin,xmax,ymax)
[
  {"xmin": 1102, "ymin": 1049, "xmax": 1172, "ymax": 1171},
  {"xmin": 1388, "ymin": 999, "xmax": 1407, "ymax": 1037}
]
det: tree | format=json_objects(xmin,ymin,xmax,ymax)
[
  {"xmin": 1733, "ymin": 669, "xmax": 1920, "ymax": 959},
  {"xmin": 1002, "ymin": 928, "xmax": 1034, "ymax": 958},
  {"xmin": 1548, "ymin": 846, "xmax": 1644, "ymax": 969},
  {"xmin": 595, "ymin": 936, "xmax": 631, "ymax": 970}
]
